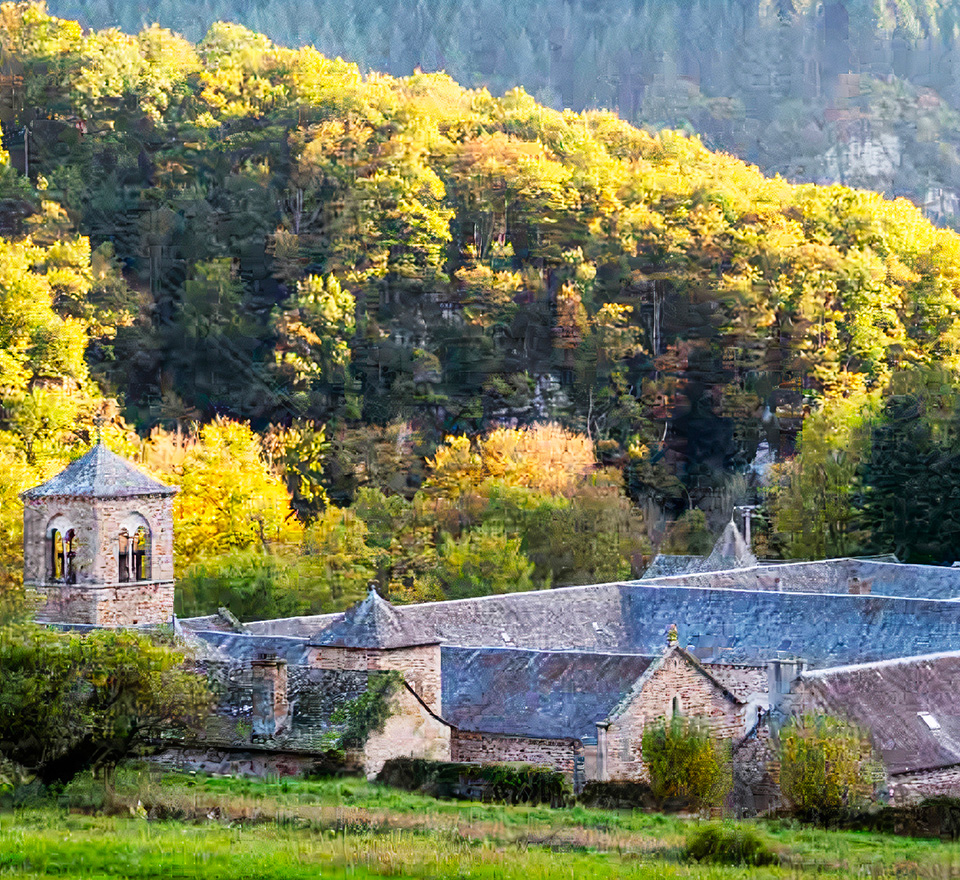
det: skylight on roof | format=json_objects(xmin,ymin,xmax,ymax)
[{"xmin": 918, "ymin": 711, "xmax": 941, "ymax": 731}]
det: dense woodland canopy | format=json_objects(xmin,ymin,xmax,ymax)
[
  {"xmin": 4, "ymin": 4, "xmax": 960, "ymax": 619},
  {"xmin": 42, "ymin": 0, "xmax": 960, "ymax": 230}
]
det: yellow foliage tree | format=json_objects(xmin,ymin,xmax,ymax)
[{"xmin": 147, "ymin": 419, "xmax": 301, "ymax": 572}]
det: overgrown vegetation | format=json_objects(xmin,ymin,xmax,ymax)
[
  {"xmin": 684, "ymin": 822, "xmax": 779, "ymax": 866},
  {"xmin": 0, "ymin": 622, "xmax": 211, "ymax": 787},
  {"xmin": 330, "ymin": 670, "xmax": 403, "ymax": 749},
  {"xmin": 641, "ymin": 716, "xmax": 733, "ymax": 809},
  {"xmin": 376, "ymin": 757, "xmax": 568, "ymax": 805},
  {"xmin": 778, "ymin": 712, "xmax": 883, "ymax": 821}
]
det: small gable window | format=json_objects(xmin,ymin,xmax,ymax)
[{"xmin": 672, "ymin": 695, "xmax": 683, "ymax": 717}]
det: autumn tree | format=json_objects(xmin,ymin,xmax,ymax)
[
  {"xmin": 779, "ymin": 713, "xmax": 882, "ymax": 819},
  {"xmin": 0, "ymin": 622, "xmax": 211, "ymax": 787}
]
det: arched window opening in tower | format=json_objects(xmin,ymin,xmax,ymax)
[
  {"xmin": 65, "ymin": 529, "xmax": 77, "ymax": 584},
  {"xmin": 118, "ymin": 529, "xmax": 130, "ymax": 583},
  {"xmin": 134, "ymin": 525, "xmax": 150, "ymax": 581},
  {"xmin": 51, "ymin": 529, "xmax": 64, "ymax": 581}
]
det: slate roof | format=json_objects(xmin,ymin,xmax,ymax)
[
  {"xmin": 796, "ymin": 652, "xmax": 960, "ymax": 775},
  {"xmin": 299, "ymin": 582, "xmax": 960, "ymax": 667},
  {"xmin": 646, "ymin": 558, "xmax": 960, "ymax": 601},
  {"xmin": 308, "ymin": 587, "xmax": 439, "ymax": 649},
  {"xmin": 441, "ymin": 646, "xmax": 655, "ymax": 740},
  {"xmin": 641, "ymin": 555, "xmax": 706, "ymax": 579},
  {"xmin": 190, "ymin": 631, "xmax": 313, "ymax": 665},
  {"xmin": 21, "ymin": 443, "xmax": 177, "ymax": 499},
  {"xmin": 641, "ymin": 521, "xmax": 756, "ymax": 580},
  {"xmin": 703, "ymin": 520, "xmax": 757, "ymax": 570}
]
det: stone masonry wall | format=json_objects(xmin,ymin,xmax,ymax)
[
  {"xmin": 24, "ymin": 493, "xmax": 174, "ymax": 625},
  {"xmin": 451, "ymin": 730, "xmax": 581, "ymax": 777},
  {"xmin": 24, "ymin": 494, "xmax": 174, "ymax": 587},
  {"xmin": 363, "ymin": 684, "xmax": 451, "ymax": 778},
  {"xmin": 35, "ymin": 581, "xmax": 174, "ymax": 626},
  {"xmin": 889, "ymin": 766, "xmax": 960, "ymax": 804},
  {"xmin": 313, "ymin": 644, "xmax": 442, "ymax": 714},
  {"xmin": 602, "ymin": 651, "xmax": 745, "ymax": 782}
]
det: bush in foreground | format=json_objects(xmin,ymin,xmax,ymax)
[{"xmin": 684, "ymin": 822, "xmax": 779, "ymax": 866}]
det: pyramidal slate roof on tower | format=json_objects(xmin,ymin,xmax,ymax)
[
  {"xmin": 703, "ymin": 519, "xmax": 757, "ymax": 571},
  {"xmin": 642, "ymin": 519, "xmax": 756, "ymax": 579},
  {"xmin": 21, "ymin": 443, "xmax": 177, "ymax": 499},
  {"xmin": 308, "ymin": 587, "xmax": 439, "ymax": 649}
]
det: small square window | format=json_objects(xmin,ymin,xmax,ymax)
[{"xmin": 919, "ymin": 712, "xmax": 941, "ymax": 730}]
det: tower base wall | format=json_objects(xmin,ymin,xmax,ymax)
[{"xmin": 33, "ymin": 581, "xmax": 174, "ymax": 627}]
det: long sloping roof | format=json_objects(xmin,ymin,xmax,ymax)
[
  {"xmin": 645, "ymin": 558, "xmax": 960, "ymax": 601},
  {"xmin": 441, "ymin": 646, "xmax": 654, "ymax": 740},
  {"xmin": 295, "ymin": 582, "xmax": 960, "ymax": 667},
  {"xmin": 795, "ymin": 652, "xmax": 960, "ymax": 775},
  {"xmin": 22, "ymin": 443, "xmax": 176, "ymax": 499},
  {"xmin": 308, "ymin": 588, "xmax": 438, "ymax": 649}
]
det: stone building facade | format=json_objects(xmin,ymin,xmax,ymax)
[{"xmin": 22, "ymin": 443, "xmax": 176, "ymax": 626}]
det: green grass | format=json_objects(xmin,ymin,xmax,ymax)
[{"xmin": 0, "ymin": 769, "xmax": 959, "ymax": 878}]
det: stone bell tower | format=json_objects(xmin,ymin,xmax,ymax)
[{"xmin": 21, "ymin": 442, "xmax": 177, "ymax": 626}]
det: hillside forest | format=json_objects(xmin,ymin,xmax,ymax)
[
  {"xmin": 42, "ymin": 0, "xmax": 960, "ymax": 232},
  {"xmin": 3, "ymin": 3, "xmax": 960, "ymax": 620}
]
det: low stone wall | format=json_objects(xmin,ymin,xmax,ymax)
[
  {"xmin": 151, "ymin": 746, "xmax": 356, "ymax": 778},
  {"xmin": 890, "ymin": 765, "xmax": 960, "ymax": 804},
  {"xmin": 451, "ymin": 729, "xmax": 580, "ymax": 777}
]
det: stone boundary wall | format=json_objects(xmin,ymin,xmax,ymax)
[
  {"xmin": 451, "ymin": 729, "xmax": 581, "ymax": 777},
  {"xmin": 889, "ymin": 765, "xmax": 960, "ymax": 804}
]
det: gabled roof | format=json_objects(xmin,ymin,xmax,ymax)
[
  {"xmin": 795, "ymin": 651, "xmax": 960, "ymax": 776},
  {"xmin": 641, "ymin": 555, "xmax": 705, "ymax": 579},
  {"xmin": 606, "ymin": 644, "xmax": 742, "ymax": 722},
  {"xmin": 644, "ymin": 557, "xmax": 960, "ymax": 601},
  {"xmin": 441, "ymin": 646, "xmax": 655, "ymax": 740},
  {"xmin": 309, "ymin": 587, "xmax": 439, "ymax": 649},
  {"xmin": 21, "ymin": 443, "xmax": 177, "ymax": 499}
]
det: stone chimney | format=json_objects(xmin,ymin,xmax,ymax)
[
  {"xmin": 251, "ymin": 653, "xmax": 290, "ymax": 738},
  {"xmin": 848, "ymin": 576, "xmax": 871, "ymax": 595}
]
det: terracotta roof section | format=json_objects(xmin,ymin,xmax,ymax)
[
  {"xmin": 794, "ymin": 652, "xmax": 960, "ymax": 775},
  {"xmin": 309, "ymin": 587, "xmax": 439, "ymax": 649},
  {"xmin": 21, "ymin": 443, "xmax": 177, "ymax": 499}
]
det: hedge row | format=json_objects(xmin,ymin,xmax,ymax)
[{"xmin": 376, "ymin": 757, "xmax": 568, "ymax": 805}]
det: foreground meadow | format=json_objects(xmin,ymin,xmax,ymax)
[{"xmin": 4, "ymin": 772, "xmax": 960, "ymax": 878}]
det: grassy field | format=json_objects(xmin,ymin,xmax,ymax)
[{"xmin": 3, "ymin": 771, "xmax": 960, "ymax": 878}]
